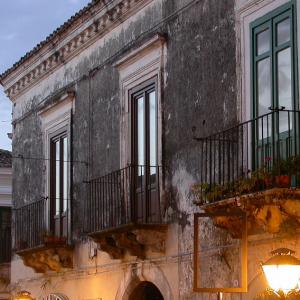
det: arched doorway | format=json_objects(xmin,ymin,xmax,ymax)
[{"xmin": 128, "ymin": 281, "xmax": 164, "ymax": 300}]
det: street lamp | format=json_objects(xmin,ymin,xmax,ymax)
[
  {"xmin": 14, "ymin": 291, "xmax": 34, "ymax": 300},
  {"xmin": 262, "ymin": 248, "xmax": 300, "ymax": 298}
]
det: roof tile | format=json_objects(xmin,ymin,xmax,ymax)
[{"xmin": 0, "ymin": 0, "xmax": 99, "ymax": 81}]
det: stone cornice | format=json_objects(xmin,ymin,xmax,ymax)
[
  {"xmin": 114, "ymin": 33, "xmax": 166, "ymax": 69},
  {"xmin": 1, "ymin": 0, "xmax": 153, "ymax": 101}
]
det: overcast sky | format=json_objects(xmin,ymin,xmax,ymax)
[{"xmin": 0, "ymin": 0, "xmax": 91, "ymax": 150}]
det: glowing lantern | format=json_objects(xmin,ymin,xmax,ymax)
[
  {"xmin": 262, "ymin": 248, "xmax": 300, "ymax": 296},
  {"xmin": 14, "ymin": 291, "xmax": 34, "ymax": 300}
]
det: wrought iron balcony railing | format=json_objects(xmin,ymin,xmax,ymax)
[
  {"xmin": 86, "ymin": 165, "xmax": 162, "ymax": 235},
  {"xmin": 14, "ymin": 198, "xmax": 73, "ymax": 272},
  {"xmin": 0, "ymin": 226, "xmax": 11, "ymax": 264},
  {"xmin": 14, "ymin": 197, "xmax": 72, "ymax": 252},
  {"xmin": 14, "ymin": 198, "xmax": 47, "ymax": 252},
  {"xmin": 194, "ymin": 109, "xmax": 300, "ymax": 203}
]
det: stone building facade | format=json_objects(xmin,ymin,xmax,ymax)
[{"xmin": 1, "ymin": 0, "xmax": 300, "ymax": 299}]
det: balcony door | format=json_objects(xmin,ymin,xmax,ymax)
[
  {"xmin": 251, "ymin": 2, "xmax": 298, "ymax": 167},
  {"xmin": 50, "ymin": 131, "xmax": 69, "ymax": 238},
  {"xmin": 131, "ymin": 78, "xmax": 159, "ymax": 223}
]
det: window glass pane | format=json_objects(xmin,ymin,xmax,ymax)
[
  {"xmin": 278, "ymin": 47, "xmax": 292, "ymax": 132},
  {"xmin": 63, "ymin": 137, "xmax": 68, "ymax": 212},
  {"xmin": 257, "ymin": 57, "xmax": 271, "ymax": 116},
  {"xmin": 257, "ymin": 57, "xmax": 271, "ymax": 139},
  {"xmin": 149, "ymin": 91, "xmax": 157, "ymax": 178},
  {"xmin": 137, "ymin": 96, "xmax": 145, "ymax": 176},
  {"xmin": 55, "ymin": 141, "xmax": 60, "ymax": 215},
  {"xmin": 278, "ymin": 47, "xmax": 292, "ymax": 108},
  {"xmin": 277, "ymin": 18, "xmax": 290, "ymax": 46},
  {"xmin": 257, "ymin": 28, "xmax": 270, "ymax": 55}
]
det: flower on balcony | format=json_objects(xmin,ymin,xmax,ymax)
[
  {"xmin": 192, "ymin": 154, "xmax": 300, "ymax": 204},
  {"xmin": 42, "ymin": 230, "xmax": 67, "ymax": 245}
]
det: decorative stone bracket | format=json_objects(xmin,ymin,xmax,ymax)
[
  {"xmin": 198, "ymin": 188, "xmax": 300, "ymax": 237},
  {"xmin": 17, "ymin": 245, "xmax": 73, "ymax": 273},
  {"xmin": 90, "ymin": 225, "xmax": 167, "ymax": 259}
]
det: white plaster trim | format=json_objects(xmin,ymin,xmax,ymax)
[
  {"xmin": 40, "ymin": 93, "xmax": 74, "ymax": 236},
  {"xmin": 40, "ymin": 94, "xmax": 75, "ymax": 129},
  {"xmin": 2, "ymin": 0, "xmax": 154, "ymax": 101},
  {"xmin": 116, "ymin": 35, "xmax": 166, "ymax": 169},
  {"xmin": 38, "ymin": 92, "xmax": 75, "ymax": 117},
  {"xmin": 114, "ymin": 34, "xmax": 166, "ymax": 68}
]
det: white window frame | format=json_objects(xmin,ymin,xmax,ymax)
[
  {"xmin": 236, "ymin": 0, "xmax": 299, "ymax": 123},
  {"xmin": 236, "ymin": 0, "xmax": 299, "ymax": 172},
  {"xmin": 39, "ymin": 92, "xmax": 74, "ymax": 239},
  {"xmin": 115, "ymin": 34, "xmax": 167, "ymax": 169}
]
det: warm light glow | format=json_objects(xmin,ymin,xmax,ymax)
[
  {"xmin": 14, "ymin": 291, "xmax": 34, "ymax": 300},
  {"xmin": 262, "ymin": 264, "xmax": 300, "ymax": 294},
  {"xmin": 262, "ymin": 248, "xmax": 300, "ymax": 297}
]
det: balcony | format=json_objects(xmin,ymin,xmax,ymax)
[
  {"xmin": 193, "ymin": 109, "xmax": 300, "ymax": 235},
  {"xmin": 14, "ymin": 198, "xmax": 73, "ymax": 273},
  {"xmin": 86, "ymin": 165, "xmax": 167, "ymax": 259}
]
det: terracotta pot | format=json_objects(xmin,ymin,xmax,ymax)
[
  {"xmin": 275, "ymin": 175, "xmax": 291, "ymax": 188},
  {"xmin": 44, "ymin": 236, "xmax": 55, "ymax": 244},
  {"xmin": 44, "ymin": 236, "xmax": 67, "ymax": 245},
  {"xmin": 57, "ymin": 236, "xmax": 67, "ymax": 244}
]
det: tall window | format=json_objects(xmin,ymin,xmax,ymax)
[
  {"xmin": 50, "ymin": 131, "xmax": 69, "ymax": 238},
  {"xmin": 251, "ymin": 2, "xmax": 298, "ymax": 165},
  {"xmin": 252, "ymin": 2, "xmax": 297, "ymax": 117},
  {"xmin": 130, "ymin": 78, "xmax": 159, "ymax": 222}
]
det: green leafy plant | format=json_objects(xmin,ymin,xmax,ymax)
[
  {"xmin": 286, "ymin": 154, "xmax": 300, "ymax": 175},
  {"xmin": 192, "ymin": 155, "xmax": 300, "ymax": 204},
  {"xmin": 271, "ymin": 158, "xmax": 293, "ymax": 176},
  {"xmin": 192, "ymin": 182, "xmax": 225, "ymax": 204}
]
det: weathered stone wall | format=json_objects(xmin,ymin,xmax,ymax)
[
  {"xmin": 12, "ymin": 113, "xmax": 44, "ymax": 207},
  {"xmin": 162, "ymin": 0, "xmax": 237, "ymax": 298},
  {"xmin": 9, "ymin": 0, "xmax": 238, "ymax": 299}
]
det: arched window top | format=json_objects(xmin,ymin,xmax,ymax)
[{"xmin": 41, "ymin": 294, "xmax": 69, "ymax": 300}]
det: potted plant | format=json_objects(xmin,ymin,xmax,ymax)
[
  {"xmin": 234, "ymin": 165, "xmax": 273, "ymax": 196},
  {"xmin": 236, "ymin": 177, "xmax": 253, "ymax": 195},
  {"xmin": 287, "ymin": 154, "xmax": 300, "ymax": 175},
  {"xmin": 272, "ymin": 158, "xmax": 292, "ymax": 188},
  {"xmin": 262, "ymin": 157, "xmax": 274, "ymax": 188},
  {"xmin": 192, "ymin": 182, "xmax": 224, "ymax": 204},
  {"xmin": 42, "ymin": 230, "xmax": 67, "ymax": 245}
]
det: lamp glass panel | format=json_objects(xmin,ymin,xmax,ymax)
[{"xmin": 263, "ymin": 264, "xmax": 300, "ymax": 293}]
